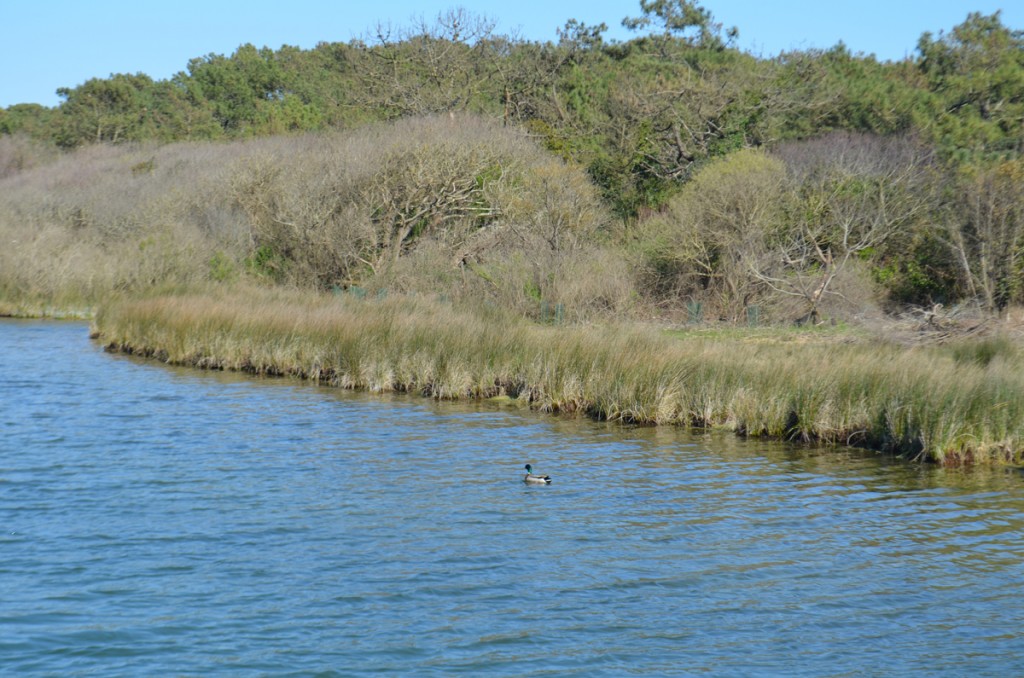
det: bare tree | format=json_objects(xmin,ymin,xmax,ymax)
[
  {"xmin": 938, "ymin": 160, "xmax": 1024, "ymax": 312},
  {"xmin": 356, "ymin": 9, "xmax": 501, "ymax": 118},
  {"xmin": 764, "ymin": 132, "xmax": 934, "ymax": 322},
  {"xmin": 359, "ymin": 141, "xmax": 502, "ymax": 272}
]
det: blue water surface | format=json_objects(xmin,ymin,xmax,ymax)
[{"xmin": 2, "ymin": 319, "xmax": 1023, "ymax": 676}]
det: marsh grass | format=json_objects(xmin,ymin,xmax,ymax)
[{"xmin": 94, "ymin": 289, "xmax": 1024, "ymax": 465}]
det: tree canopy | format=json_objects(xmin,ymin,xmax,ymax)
[
  {"xmin": 4, "ymin": 6, "xmax": 1020, "ymax": 196},
  {"xmin": 3, "ymin": 3, "xmax": 1023, "ymax": 316}
]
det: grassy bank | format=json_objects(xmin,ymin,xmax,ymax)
[{"xmin": 93, "ymin": 289, "xmax": 1024, "ymax": 466}]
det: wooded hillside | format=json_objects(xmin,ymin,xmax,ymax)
[{"xmin": 2, "ymin": 2, "xmax": 1022, "ymax": 320}]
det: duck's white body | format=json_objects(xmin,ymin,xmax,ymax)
[{"xmin": 524, "ymin": 464, "xmax": 552, "ymax": 484}]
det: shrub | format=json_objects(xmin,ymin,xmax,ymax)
[
  {"xmin": 633, "ymin": 148, "xmax": 790, "ymax": 320},
  {"xmin": 229, "ymin": 115, "xmax": 609, "ymax": 290},
  {"xmin": 0, "ymin": 116, "xmax": 620, "ymax": 320}
]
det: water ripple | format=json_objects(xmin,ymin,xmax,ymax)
[{"xmin": 2, "ymin": 320, "xmax": 1024, "ymax": 675}]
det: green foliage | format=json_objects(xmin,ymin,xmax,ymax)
[
  {"xmin": 208, "ymin": 251, "xmax": 237, "ymax": 282},
  {"xmin": 6, "ymin": 7, "xmax": 1022, "ymax": 212},
  {"xmin": 54, "ymin": 74, "xmax": 152, "ymax": 146},
  {"xmin": 622, "ymin": 0, "xmax": 737, "ymax": 51},
  {"xmin": 634, "ymin": 148, "xmax": 790, "ymax": 319},
  {"xmin": 245, "ymin": 244, "xmax": 286, "ymax": 281},
  {"xmin": 524, "ymin": 279, "xmax": 543, "ymax": 301},
  {"xmin": 871, "ymin": 255, "xmax": 956, "ymax": 306},
  {"xmin": 917, "ymin": 12, "xmax": 1024, "ymax": 158},
  {"xmin": 3, "ymin": 3, "xmax": 1024, "ymax": 315},
  {"xmin": 0, "ymin": 104, "xmax": 56, "ymax": 138},
  {"xmin": 949, "ymin": 334, "xmax": 1018, "ymax": 367},
  {"xmin": 186, "ymin": 44, "xmax": 285, "ymax": 133}
]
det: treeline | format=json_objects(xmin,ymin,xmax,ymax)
[
  {"xmin": 5, "ymin": 6, "xmax": 1022, "ymax": 196},
  {"xmin": 2, "ymin": 1, "xmax": 1023, "ymax": 319}
]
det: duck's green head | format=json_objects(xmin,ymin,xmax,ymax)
[{"xmin": 525, "ymin": 464, "xmax": 533, "ymax": 473}]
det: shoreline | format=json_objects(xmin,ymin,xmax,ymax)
[{"xmin": 90, "ymin": 290, "xmax": 1024, "ymax": 466}]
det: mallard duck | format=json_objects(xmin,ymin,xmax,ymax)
[{"xmin": 524, "ymin": 464, "xmax": 552, "ymax": 484}]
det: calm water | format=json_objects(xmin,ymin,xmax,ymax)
[{"xmin": 2, "ymin": 320, "xmax": 1024, "ymax": 676}]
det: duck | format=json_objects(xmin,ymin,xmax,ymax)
[{"xmin": 524, "ymin": 464, "xmax": 552, "ymax": 485}]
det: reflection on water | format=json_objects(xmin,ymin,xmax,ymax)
[{"xmin": 2, "ymin": 319, "xmax": 1023, "ymax": 676}]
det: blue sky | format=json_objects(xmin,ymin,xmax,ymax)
[{"xmin": 3, "ymin": 1, "xmax": 1021, "ymax": 108}]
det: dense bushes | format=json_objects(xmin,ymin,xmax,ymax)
[
  {"xmin": 633, "ymin": 134, "xmax": 944, "ymax": 322},
  {"xmin": 229, "ymin": 116, "xmax": 607, "ymax": 289},
  {"xmin": 0, "ymin": 115, "xmax": 635, "ymax": 318},
  {"xmin": 4, "ymin": 114, "xmax": 1023, "ymax": 323},
  {"xmin": 634, "ymin": 149, "xmax": 789, "ymax": 321},
  {"xmin": 4, "ymin": 7, "xmax": 1021, "ymax": 210},
  {"xmin": 2, "ymin": 3, "xmax": 1023, "ymax": 319}
]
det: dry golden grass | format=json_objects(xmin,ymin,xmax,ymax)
[{"xmin": 94, "ymin": 288, "xmax": 1024, "ymax": 466}]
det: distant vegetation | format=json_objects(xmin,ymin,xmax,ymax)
[
  {"xmin": 2, "ymin": 2, "xmax": 1023, "ymax": 322},
  {"xmin": 3, "ymin": 2, "xmax": 1024, "ymax": 463},
  {"xmin": 0, "ymin": 117, "xmax": 626, "ymax": 320}
]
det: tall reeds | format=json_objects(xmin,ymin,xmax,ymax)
[{"xmin": 94, "ymin": 289, "xmax": 1024, "ymax": 465}]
